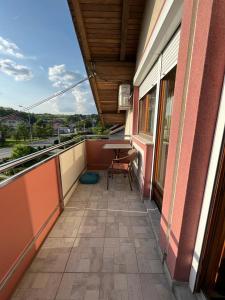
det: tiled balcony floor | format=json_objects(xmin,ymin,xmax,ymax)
[{"xmin": 11, "ymin": 172, "xmax": 175, "ymax": 300}]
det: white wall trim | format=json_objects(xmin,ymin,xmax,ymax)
[
  {"xmin": 189, "ymin": 76, "xmax": 225, "ymax": 291},
  {"xmin": 134, "ymin": 0, "xmax": 183, "ymax": 86},
  {"xmin": 149, "ymin": 55, "xmax": 162, "ymax": 199}
]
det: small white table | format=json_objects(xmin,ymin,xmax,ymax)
[{"xmin": 103, "ymin": 143, "xmax": 132, "ymax": 158}]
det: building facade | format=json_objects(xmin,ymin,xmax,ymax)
[
  {"xmin": 125, "ymin": 0, "xmax": 225, "ymax": 297},
  {"xmin": 0, "ymin": 1, "xmax": 224, "ymax": 299}
]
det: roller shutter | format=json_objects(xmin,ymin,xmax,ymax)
[
  {"xmin": 161, "ymin": 29, "xmax": 180, "ymax": 78},
  {"xmin": 139, "ymin": 61, "xmax": 158, "ymax": 100}
]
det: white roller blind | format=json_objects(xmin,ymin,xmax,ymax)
[
  {"xmin": 139, "ymin": 60, "xmax": 158, "ymax": 100},
  {"xmin": 161, "ymin": 29, "xmax": 180, "ymax": 78},
  {"xmin": 139, "ymin": 29, "xmax": 180, "ymax": 99}
]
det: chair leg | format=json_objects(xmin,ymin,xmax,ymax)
[
  {"xmin": 128, "ymin": 171, "xmax": 132, "ymax": 191},
  {"xmin": 130, "ymin": 167, "xmax": 134, "ymax": 182},
  {"xmin": 107, "ymin": 171, "xmax": 109, "ymax": 190}
]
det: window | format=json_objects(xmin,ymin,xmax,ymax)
[
  {"xmin": 138, "ymin": 86, "xmax": 156, "ymax": 136},
  {"xmin": 154, "ymin": 67, "xmax": 176, "ymax": 190}
]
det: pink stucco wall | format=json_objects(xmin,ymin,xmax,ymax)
[
  {"xmin": 86, "ymin": 139, "xmax": 130, "ymax": 170},
  {"xmin": 132, "ymin": 136, "xmax": 153, "ymax": 198},
  {"xmin": 0, "ymin": 159, "xmax": 61, "ymax": 300},
  {"xmin": 160, "ymin": 0, "xmax": 225, "ymax": 281}
]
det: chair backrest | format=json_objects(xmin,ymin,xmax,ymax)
[{"xmin": 127, "ymin": 149, "xmax": 137, "ymax": 163}]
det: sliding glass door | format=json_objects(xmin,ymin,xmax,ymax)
[{"xmin": 152, "ymin": 67, "xmax": 176, "ymax": 210}]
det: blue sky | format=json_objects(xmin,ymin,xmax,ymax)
[{"xmin": 0, "ymin": 0, "xmax": 96, "ymax": 115}]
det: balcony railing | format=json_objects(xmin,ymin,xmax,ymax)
[{"xmin": 0, "ymin": 135, "xmax": 130, "ymax": 299}]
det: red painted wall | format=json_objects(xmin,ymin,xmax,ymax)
[
  {"xmin": 132, "ymin": 136, "xmax": 153, "ymax": 198},
  {"xmin": 160, "ymin": 0, "xmax": 225, "ymax": 281},
  {"xmin": 0, "ymin": 158, "xmax": 61, "ymax": 300},
  {"xmin": 86, "ymin": 139, "xmax": 130, "ymax": 170}
]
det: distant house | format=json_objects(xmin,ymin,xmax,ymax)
[
  {"xmin": 58, "ymin": 127, "xmax": 71, "ymax": 134},
  {"xmin": 52, "ymin": 119, "xmax": 65, "ymax": 132},
  {"xmin": 1, "ymin": 115, "xmax": 23, "ymax": 129}
]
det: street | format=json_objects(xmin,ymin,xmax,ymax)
[
  {"xmin": 0, "ymin": 147, "xmax": 12, "ymax": 160},
  {"xmin": 0, "ymin": 137, "xmax": 58, "ymax": 161}
]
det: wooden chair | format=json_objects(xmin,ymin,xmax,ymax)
[{"xmin": 107, "ymin": 148, "xmax": 137, "ymax": 190}]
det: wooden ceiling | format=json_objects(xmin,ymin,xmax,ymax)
[{"xmin": 68, "ymin": 0, "xmax": 146, "ymax": 125}]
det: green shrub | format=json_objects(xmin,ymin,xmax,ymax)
[{"xmin": 12, "ymin": 144, "xmax": 37, "ymax": 159}]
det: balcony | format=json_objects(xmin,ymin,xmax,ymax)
[{"xmin": 0, "ymin": 136, "xmax": 174, "ymax": 300}]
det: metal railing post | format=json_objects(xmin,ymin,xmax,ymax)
[{"xmin": 55, "ymin": 155, "xmax": 64, "ymax": 211}]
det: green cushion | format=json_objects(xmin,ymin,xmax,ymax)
[{"xmin": 79, "ymin": 172, "xmax": 100, "ymax": 184}]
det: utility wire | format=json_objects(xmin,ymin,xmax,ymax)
[{"xmin": 0, "ymin": 75, "xmax": 92, "ymax": 121}]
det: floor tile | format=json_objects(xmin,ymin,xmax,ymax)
[
  {"xmin": 140, "ymin": 274, "xmax": 175, "ymax": 300},
  {"xmin": 78, "ymin": 218, "xmax": 106, "ymax": 237},
  {"xmin": 49, "ymin": 216, "xmax": 82, "ymax": 238},
  {"xmin": 66, "ymin": 238, "xmax": 104, "ymax": 272},
  {"xmin": 128, "ymin": 201, "xmax": 146, "ymax": 211},
  {"xmin": 11, "ymin": 273, "xmax": 62, "ymax": 300},
  {"xmin": 84, "ymin": 209, "xmax": 107, "ymax": 217},
  {"xmin": 99, "ymin": 273, "xmax": 143, "ymax": 300},
  {"xmin": 108, "ymin": 201, "xmax": 128, "ymax": 211},
  {"xmin": 102, "ymin": 238, "xmax": 138, "ymax": 273},
  {"xmin": 12, "ymin": 172, "xmax": 176, "ymax": 300},
  {"xmin": 61, "ymin": 208, "xmax": 84, "ymax": 217},
  {"xmin": 87, "ymin": 201, "xmax": 108, "ymax": 210},
  {"xmin": 129, "ymin": 225, "xmax": 155, "ymax": 239},
  {"xmin": 56, "ymin": 273, "xmax": 100, "ymax": 300},
  {"xmin": 66, "ymin": 201, "xmax": 88, "ymax": 209},
  {"xmin": 29, "ymin": 238, "xmax": 74, "ymax": 272}
]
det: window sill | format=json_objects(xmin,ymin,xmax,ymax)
[{"xmin": 132, "ymin": 134, "xmax": 154, "ymax": 145}]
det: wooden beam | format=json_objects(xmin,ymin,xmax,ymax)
[
  {"xmin": 93, "ymin": 61, "xmax": 135, "ymax": 82},
  {"xmin": 102, "ymin": 113, "xmax": 126, "ymax": 124},
  {"xmin": 89, "ymin": 75, "xmax": 103, "ymax": 114},
  {"xmin": 120, "ymin": 0, "xmax": 129, "ymax": 61},
  {"xmin": 69, "ymin": 0, "xmax": 91, "ymax": 60}
]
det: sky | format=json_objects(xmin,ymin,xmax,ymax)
[{"xmin": 0, "ymin": 0, "xmax": 97, "ymax": 115}]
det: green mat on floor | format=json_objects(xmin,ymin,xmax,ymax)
[{"xmin": 79, "ymin": 172, "xmax": 100, "ymax": 184}]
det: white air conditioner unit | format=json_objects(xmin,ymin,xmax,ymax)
[{"xmin": 118, "ymin": 84, "xmax": 131, "ymax": 110}]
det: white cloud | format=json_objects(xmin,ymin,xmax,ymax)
[
  {"xmin": 0, "ymin": 59, "xmax": 33, "ymax": 81},
  {"xmin": 48, "ymin": 64, "xmax": 83, "ymax": 88},
  {"xmin": 48, "ymin": 64, "xmax": 96, "ymax": 114},
  {"xmin": 0, "ymin": 36, "xmax": 24, "ymax": 58},
  {"xmin": 48, "ymin": 86, "xmax": 95, "ymax": 115}
]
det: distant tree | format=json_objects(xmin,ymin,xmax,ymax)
[
  {"xmin": 14, "ymin": 123, "xmax": 29, "ymax": 141},
  {"xmin": 85, "ymin": 119, "xmax": 92, "ymax": 129},
  {"xmin": 33, "ymin": 121, "xmax": 53, "ymax": 138},
  {"xmin": 45, "ymin": 124, "xmax": 54, "ymax": 136},
  {"xmin": 76, "ymin": 120, "xmax": 82, "ymax": 131},
  {"xmin": 92, "ymin": 122, "xmax": 108, "ymax": 135},
  {"xmin": 0, "ymin": 123, "xmax": 9, "ymax": 142}
]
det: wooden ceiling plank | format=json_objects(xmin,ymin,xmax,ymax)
[
  {"xmin": 85, "ymin": 23, "xmax": 121, "ymax": 29},
  {"xmin": 84, "ymin": 17, "xmax": 121, "ymax": 24},
  {"xmin": 68, "ymin": 0, "xmax": 146, "ymax": 125},
  {"xmin": 120, "ymin": 0, "xmax": 129, "ymax": 61},
  {"xmin": 87, "ymin": 33, "xmax": 121, "ymax": 39},
  {"xmin": 86, "ymin": 28, "xmax": 121, "ymax": 34},
  {"xmin": 81, "ymin": 4, "xmax": 121, "ymax": 11},
  {"xmin": 83, "ymin": 11, "xmax": 121, "ymax": 18},
  {"xmin": 80, "ymin": 0, "xmax": 121, "ymax": 4},
  {"xmin": 88, "ymin": 38, "xmax": 121, "ymax": 44}
]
